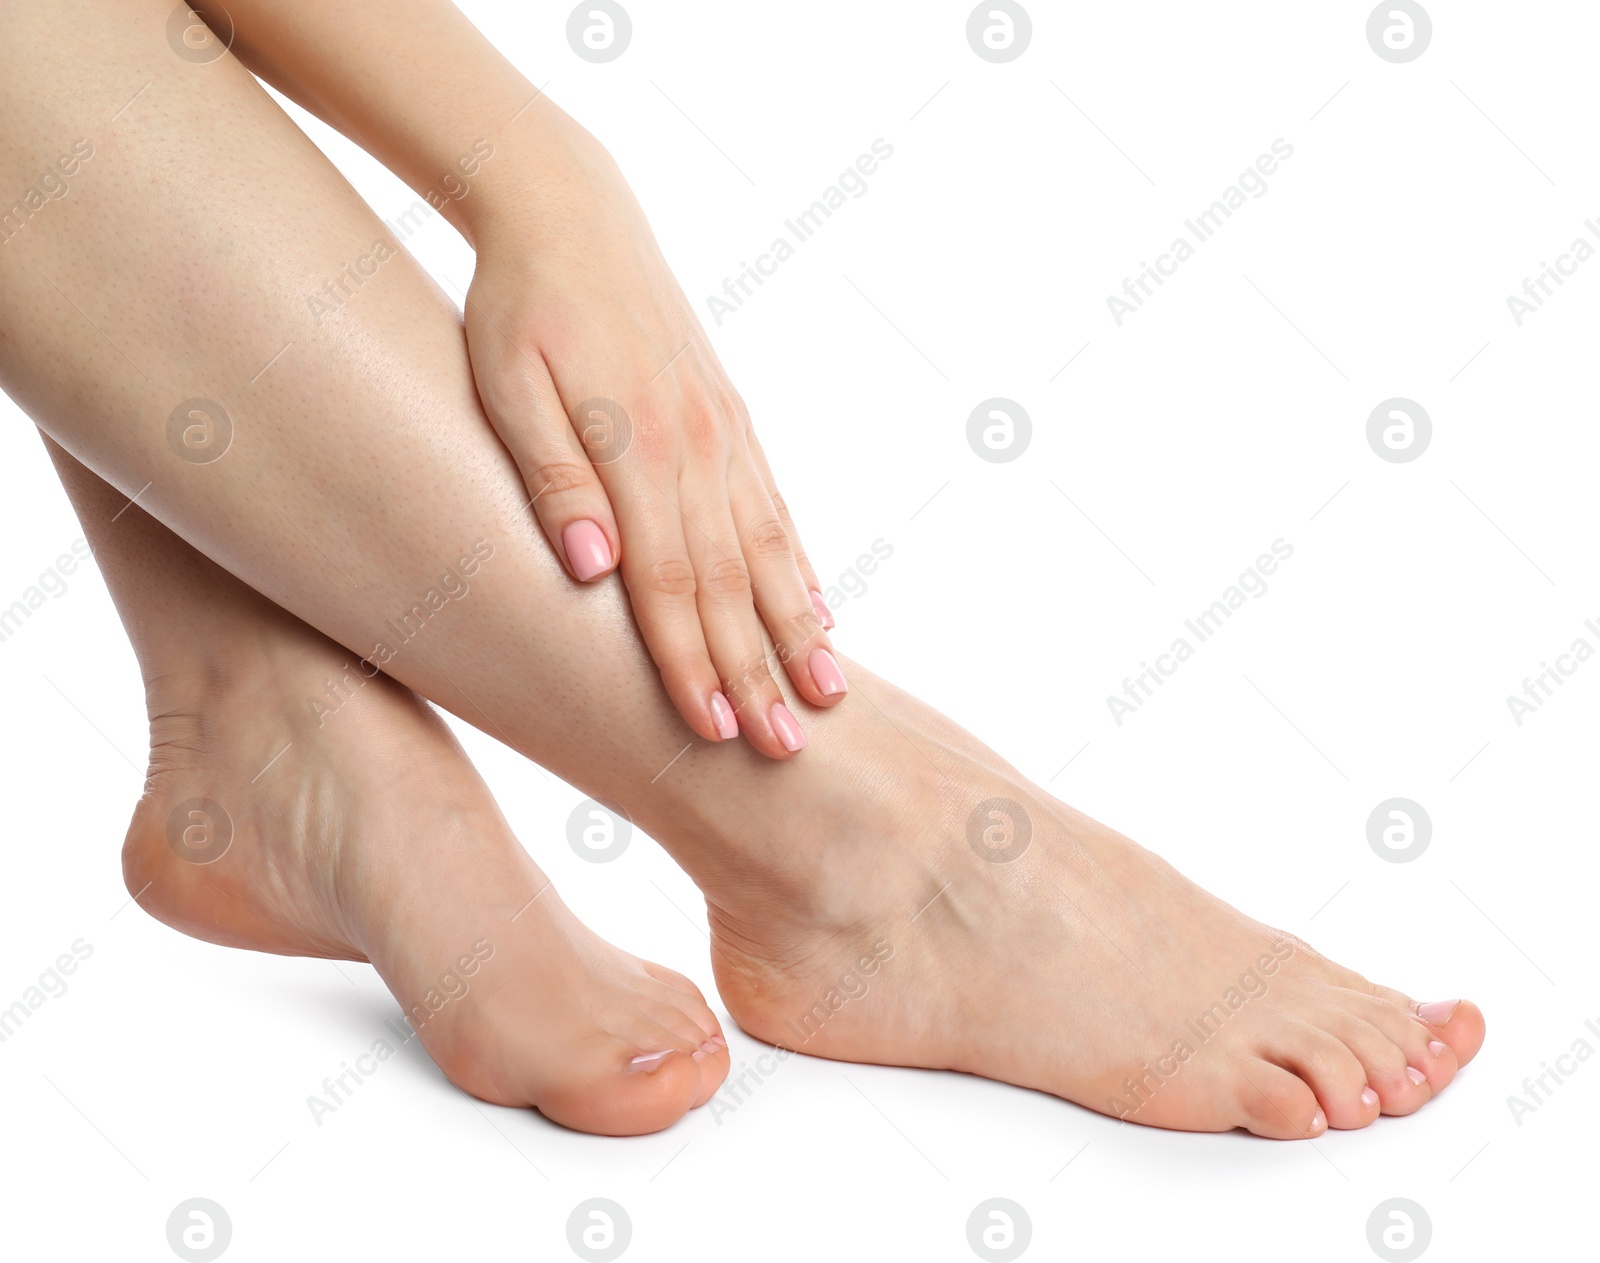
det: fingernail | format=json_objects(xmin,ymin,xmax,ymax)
[
  {"xmin": 809, "ymin": 589, "xmax": 835, "ymax": 630},
  {"xmin": 1360, "ymin": 1087, "xmax": 1379, "ymax": 1108},
  {"xmin": 563, "ymin": 519, "xmax": 612, "ymax": 581},
  {"xmin": 770, "ymin": 702, "xmax": 806, "ymax": 752},
  {"xmin": 627, "ymin": 1050, "xmax": 674, "ymax": 1073},
  {"xmin": 1416, "ymin": 999, "xmax": 1460, "ymax": 1025},
  {"xmin": 809, "ymin": 647, "xmax": 847, "ymax": 697},
  {"xmin": 1405, "ymin": 1066, "xmax": 1427, "ymax": 1086},
  {"xmin": 709, "ymin": 692, "xmax": 739, "ymax": 740},
  {"xmin": 1428, "ymin": 1040, "xmax": 1447, "ymax": 1057},
  {"xmin": 1309, "ymin": 1109, "xmax": 1326, "ymax": 1133}
]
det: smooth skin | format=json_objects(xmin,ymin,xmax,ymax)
[
  {"xmin": 2, "ymin": 0, "xmax": 1483, "ymax": 1139},
  {"xmin": 189, "ymin": 0, "xmax": 846, "ymax": 757},
  {"xmin": 41, "ymin": 434, "xmax": 729, "ymax": 1135}
]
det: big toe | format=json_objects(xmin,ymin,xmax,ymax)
[
  {"xmin": 536, "ymin": 1040, "xmax": 708, "ymax": 1136},
  {"xmin": 1414, "ymin": 999, "xmax": 1486, "ymax": 1067}
]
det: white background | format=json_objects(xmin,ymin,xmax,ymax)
[{"xmin": 1, "ymin": 1, "xmax": 1595, "ymax": 1259}]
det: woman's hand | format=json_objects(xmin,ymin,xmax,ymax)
[
  {"xmin": 195, "ymin": 0, "xmax": 838, "ymax": 755},
  {"xmin": 462, "ymin": 125, "xmax": 844, "ymax": 757}
]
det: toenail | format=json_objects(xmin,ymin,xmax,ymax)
[
  {"xmin": 1360, "ymin": 1087, "xmax": 1379, "ymax": 1108},
  {"xmin": 770, "ymin": 702, "xmax": 807, "ymax": 752},
  {"xmin": 1416, "ymin": 999, "xmax": 1460, "ymax": 1025},
  {"xmin": 1428, "ymin": 1040, "xmax": 1447, "ymax": 1057},
  {"xmin": 705, "ymin": 1034, "xmax": 726, "ymax": 1051},
  {"xmin": 627, "ymin": 1050, "xmax": 674, "ymax": 1073},
  {"xmin": 1405, "ymin": 1066, "xmax": 1427, "ymax": 1086},
  {"xmin": 809, "ymin": 648, "xmax": 847, "ymax": 697},
  {"xmin": 1309, "ymin": 1109, "xmax": 1327, "ymax": 1133},
  {"xmin": 694, "ymin": 1037, "xmax": 723, "ymax": 1061},
  {"xmin": 709, "ymin": 692, "xmax": 739, "ymax": 740}
]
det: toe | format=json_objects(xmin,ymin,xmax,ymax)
[
  {"xmin": 1413, "ymin": 998, "xmax": 1486, "ymax": 1068},
  {"xmin": 1325, "ymin": 1009, "xmax": 1435, "ymax": 1115},
  {"xmin": 1232, "ymin": 1057, "xmax": 1329, "ymax": 1140},
  {"xmin": 1268, "ymin": 1021, "xmax": 1381, "ymax": 1130},
  {"xmin": 1343, "ymin": 991, "xmax": 1461, "ymax": 1095},
  {"xmin": 536, "ymin": 1033, "xmax": 705, "ymax": 1136}
]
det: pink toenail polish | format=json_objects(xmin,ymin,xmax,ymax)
[
  {"xmin": 1361, "ymin": 1087, "xmax": 1379, "ymax": 1108},
  {"xmin": 1428, "ymin": 1040, "xmax": 1447, "ymax": 1057},
  {"xmin": 1416, "ymin": 999, "xmax": 1460, "ymax": 1025},
  {"xmin": 809, "ymin": 589, "xmax": 835, "ymax": 630},
  {"xmin": 627, "ymin": 1050, "xmax": 674, "ymax": 1073},
  {"xmin": 1406, "ymin": 1066, "xmax": 1427, "ymax": 1086},
  {"xmin": 563, "ymin": 519, "xmax": 613, "ymax": 581},
  {"xmin": 709, "ymin": 692, "xmax": 739, "ymax": 740},
  {"xmin": 770, "ymin": 702, "xmax": 806, "ymax": 752},
  {"xmin": 1310, "ymin": 1109, "xmax": 1326, "ymax": 1133},
  {"xmin": 704, "ymin": 1034, "xmax": 726, "ymax": 1051},
  {"xmin": 809, "ymin": 647, "xmax": 847, "ymax": 697}
]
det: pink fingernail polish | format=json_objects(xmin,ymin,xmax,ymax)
[
  {"xmin": 1361, "ymin": 1087, "xmax": 1379, "ymax": 1108},
  {"xmin": 1416, "ymin": 999, "xmax": 1460, "ymax": 1025},
  {"xmin": 809, "ymin": 647, "xmax": 847, "ymax": 697},
  {"xmin": 809, "ymin": 589, "xmax": 835, "ymax": 630},
  {"xmin": 770, "ymin": 702, "xmax": 806, "ymax": 752},
  {"xmin": 709, "ymin": 692, "xmax": 739, "ymax": 740},
  {"xmin": 1309, "ymin": 1109, "xmax": 1326, "ymax": 1133},
  {"xmin": 1406, "ymin": 1066, "xmax": 1427, "ymax": 1086},
  {"xmin": 1428, "ymin": 1040, "xmax": 1447, "ymax": 1057},
  {"xmin": 563, "ymin": 519, "xmax": 612, "ymax": 581}
]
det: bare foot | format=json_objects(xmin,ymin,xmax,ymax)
[
  {"xmin": 121, "ymin": 620, "xmax": 729, "ymax": 1135},
  {"xmin": 705, "ymin": 670, "xmax": 1485, "ymax": 1138}
]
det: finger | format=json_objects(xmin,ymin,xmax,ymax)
[
  {"xmin": 743, "ymin": 425, "xmax": 833, "ymax": 629},
  {"xmin": 729, "ymin": 462, "xmax": 847, "ymax": 709},
  {"xmin": 677, "ymin": 486, "xmax": 807, "ymax": 758},
  {"xmin": 464, "ymin": 331, "xmax": 620, "ymax": 582},
  {"xmin": 612, "ymin": 475, "xmax": 739, "ymax": 745}
]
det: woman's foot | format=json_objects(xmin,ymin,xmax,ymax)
[
  {"xmin": 703, "ymin": 671, "xmax": 1485, "ymax": 1138},
  {"xmin": 121, "ymin": 618, "xmax": 729, "ymax": 1135}
]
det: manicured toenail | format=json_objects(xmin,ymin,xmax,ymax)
[
  {"xmin": 1405, "ymin": 1066, "xmax": 1427, "ymax": 1086},
  {"xmin": 1310, "ymin": 1109, "xmax": 1327, "ymax": 1133},
  {"xmin": 1361, "ymin": 1087, "xmax": 1379, "ymax": 1108},
  {"xmin": 1428, "ymin": 1040, "xmax": 1447, "ymax": 1057},
  {"xmin": 691, "ymin": 1047, "xmax": 708, "ymax": 1062},
  {"xmin": 809, "ymin": 648, "xmax": 847, "ymax": 697},
  {"xmin": 627, "ymin": 1050, "xmax": 674, "ymax": 1073},
  {"xmin": 1416, "ymin": 999, "xmax": 1460, "ymax": 1025},
  {"xmin": 709, "ymin": 691, "xmax": 739, "ymax": 740},
  {"xmin": 706, "ymin": 1034, "xmax": 726, "ymax": 1051},
  {"xmin": 770, "ymin": 702, "xmax": 807, "ymax": 751},
  {"xmin": 696, "ymin": 1037, "xmax": 723, "ymax": 1058},
  {"xmin": 809, "ymin": 589, "xmax": 835, "ymax": 630}
]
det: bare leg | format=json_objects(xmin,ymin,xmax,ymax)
[
  {"xmin": 43, "ymin": 434, "xmax": 729, "ymax": 1134},
  {"xmin": 1, "ymin": 0, "xmax": 1483, "ymax": 1137}
]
